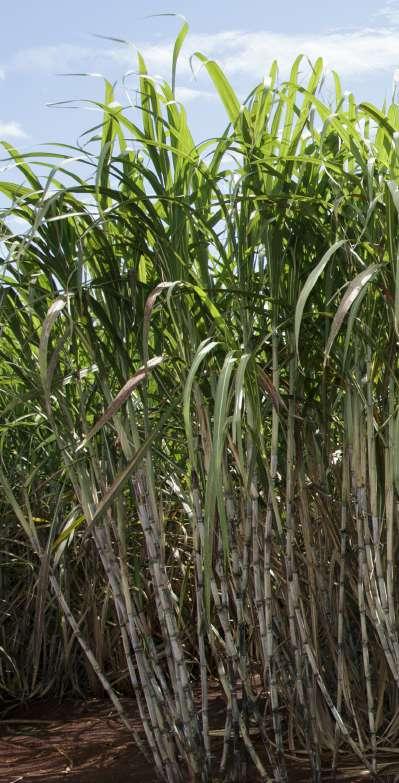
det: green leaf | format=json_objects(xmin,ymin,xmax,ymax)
[
  {"xmin": 172, "ymin": 20, "xmax": 189, "ymax": 96},
  {"xmin": 295, "ymin": 240, "xmax": 346, "ymax": 357},
  {"xmin": 204, "ymin": 353, "xmax": 236, "ymax": 617},
  {"xmin": 192, "ymin": 52, "xmax": 240, "ymax": 122},
  {"xmin": 324, "ymin": 264, "xmax": 383, "ymax": 365},
  {"xmin": 183, "ymin": 339, "xmax": 218, "ymax": 469}
]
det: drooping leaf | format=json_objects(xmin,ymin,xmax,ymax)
[
  {"xmin": 324, "ymin": 264, "xmax": 383, "ymax": 364},
  {"xmin": 295, "ymin": 240, "xmax": 346, "ymax": 357}
]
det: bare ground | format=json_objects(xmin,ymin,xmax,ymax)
[{"xmin": 0, "ymin": 696, "xmax": 397, "ymax": 782}]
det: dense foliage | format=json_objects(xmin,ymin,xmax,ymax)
[{"xmin": 2, "ymin": 24, "xmax": 399, "ymax": 781}]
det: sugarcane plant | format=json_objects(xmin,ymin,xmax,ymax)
[{"xmin": 2, "ymin": 20, "xmax": 399, "ymax": 782}]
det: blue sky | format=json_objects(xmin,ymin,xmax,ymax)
[{"xmin": 2, "ymin": 0, "xmax": 399, "ymax": 149}]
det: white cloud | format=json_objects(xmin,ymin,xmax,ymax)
[
  {"xmin": 7, "ymin": 44, "xmax": 99, "ymax": 74},
  {"xmin": 0, "ymin": 121, "xmax": 28, "ymax": 140},
  {"xmin": 0, "ymin": 69, "xmax": 5, "ymax": 81},
  {"xmin": 4, "ymin": 24, "xmax": 399, "ymax": 90},
  {"xmin": 137, "ymin": 28, "xmax": 399, "ymax": 82},
  {"xmin": 374, "ymin": 1, "xmax": 399, "ymax": 25},
  {"xmin": 4, "ymin": 42, "xmax": 142, "ymax": 76},
  {"xmin": 175, "ymin": 86, "xmax": 215, "ymax": 103}
]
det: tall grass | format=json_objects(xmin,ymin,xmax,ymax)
[{"xmin": 2, "ymin": 24, "xmax": 399, "ymax": 781}]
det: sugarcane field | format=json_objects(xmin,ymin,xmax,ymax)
[{"xmin": 3, "ymin": 6, "xmax": 399, "ymax": 782}]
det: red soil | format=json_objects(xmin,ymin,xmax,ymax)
[{"xmin": 0, "ymin": 696, "xmax": 395, "ymax": 782}]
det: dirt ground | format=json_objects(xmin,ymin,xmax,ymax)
[{"xmin": 0, "ymin": 695, "xmax": 397, "ymax": 782}]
